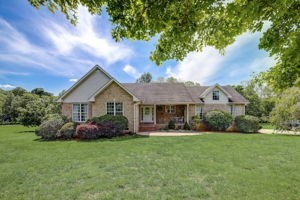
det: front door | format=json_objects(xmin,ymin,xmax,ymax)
[{"xmin": 142, "ymin": 106, "xmax": 153, "ymax": 123}]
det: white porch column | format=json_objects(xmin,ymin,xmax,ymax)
[
  {"xmin": 154, "ymin": 104, "xmax": 157, "ymax": 124},
  {"xmin": 186, "ymin": 104, "xmax": 189, "ymax": 123}
]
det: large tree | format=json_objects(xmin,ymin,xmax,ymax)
[{"xmin": 28, "ymin": 0, "xmax": 299, "ymax": 90}]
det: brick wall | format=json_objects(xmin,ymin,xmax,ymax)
[
  {"xmin": 92, "ymin": 82, "xmax": 135, "ymax": 132},
  {"xmin": 61, "ymin": 103, "xmax": 72, "ymax": 119}
]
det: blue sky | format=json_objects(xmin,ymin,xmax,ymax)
[{"xmin": 0, "ymin": 1, "xmax": 274, "ymax": 95}]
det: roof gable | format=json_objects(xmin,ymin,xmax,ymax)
[
  {"xmin": 58, "ymin": 65, "xmax": 139, "ymax": 103},
  {"xmin": 200, "ymin": 84, "xmax": 232, "ymax": 98}
]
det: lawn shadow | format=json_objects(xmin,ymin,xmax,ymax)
[
  {"xmin": 33, "ymin": 134, "xmax": 149, "ymax": 142},
  {"xmin": 17, "ymin": 130, "xmax": 35, "ymax": 133},
  {"xmin": 78, "ymin": 135, "xmax": 149, "ymax": 143}
]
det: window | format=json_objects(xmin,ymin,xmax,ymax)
[
  {"xmin": 106, "ymin": 102, "xmax": 123, "ymax": 116},
  {"xmin": 72, "ymin": 104, "xmax": 88, "ymax": 122},
  {"xmin": 195, "ymin": 105, "xmax": 203, "ymax": 119},
  {"xmin": 230, "ymin": 105, "xmax": 235, "ymax": 116},
  {"xmin": 212, "ymin": 90, "xmax": 219, "ymax": 100},
  {"xmin": 166, "ymin": 105, "xmax": 175, "ymax": 113}
]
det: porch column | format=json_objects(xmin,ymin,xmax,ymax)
[
  {"xmin": 186, "ymin": 104, "xmax": 189, "ymax": 123},
  {"xmin": 154, "ymin": 104, "xmax": 157, "ymax": 124}
]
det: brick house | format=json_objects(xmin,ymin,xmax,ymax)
[{"xmin": 58, "ymin": 65, "xmax": 249, "ymax": 132}]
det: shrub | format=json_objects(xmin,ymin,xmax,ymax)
[
  {"xmin": 98, "ymin": 122, "xmax": 117, "ymax": 138},
  {"xmin": 90, "ymin": 115, "xmax": 129, "ymax": 134},
  {"xmin": 35, "ymin": 117, "xmax": 65, "ymax": 140},
  {"xmin": 168, "ymin": 120, "xmax": 175, "ymax": 129},
  {"xmin": 204, "ymin": 110, "xmax": 233, "ymax": 131},
  {"xmin": 57, "ymin": 122, "xmax": 76, "ymax": 139},
  {"xmin": 235, "ymin": 115, "xmax": 261, "ymax": 133},
  {"xmin": 42, "ymin": 114, "xmax": 68, "ymax": 123},
  {"xmin": 183, "ymin": 122, "xmax": 191, "ymax": 130},
  {"xmin": 75, "ymin": 123, "xmax": 99, "ymax": 140}
]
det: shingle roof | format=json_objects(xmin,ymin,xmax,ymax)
[
  {"xmin": 122, "ymin": 83, "xmax": 248, "ymax": 104},
  {"xmin": 122, "ymin": 83, "xmax": 194, "ymax": 104}
]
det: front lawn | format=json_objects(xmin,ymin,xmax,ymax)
[{"xmin": 0, "ymin": 125, "xmax": 299, "ymax": 200}]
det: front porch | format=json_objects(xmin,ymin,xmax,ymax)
[{"xmin": 139, "ymin": 104, "xmax": 191, "ymax": 131}]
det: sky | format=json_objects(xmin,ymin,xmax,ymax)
[{"xmin": 0, "ymin": 1, "xmax": 275, "ymax": 95}]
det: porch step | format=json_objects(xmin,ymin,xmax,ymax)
[{"xmin": 139, "ymin": 124, "xmax": 159, "ymax": 132}]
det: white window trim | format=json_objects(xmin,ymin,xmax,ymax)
[
  {"xmin": 106, "ymin": 101, "xmax": 124, "ymax": 116},
  {"xmin": 72, "ymin": 103, "xmax": 88, "ymax": 122}
]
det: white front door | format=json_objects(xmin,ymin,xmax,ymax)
[{"xmin": 142, "ymin": 106, "xmax": 153, "ymax": 123}]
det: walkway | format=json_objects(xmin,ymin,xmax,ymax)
[{"xmin": 137, "ymin": 131, "xmax": 203, "ymax": 136}]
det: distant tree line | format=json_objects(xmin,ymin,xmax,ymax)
[
  {"xmin": 0, "ymin": 87, "xmax": 61, "ymax": 126},
  {"xmin": 136, "ymin": 72, "xmax": 200, "ymax": 86}
]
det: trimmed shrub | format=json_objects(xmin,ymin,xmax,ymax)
[
  {"xmin": 183, "ymin": 122, "xmax": 191, "ymax": 130},
  {"xmin": 75, "ymin": 123, "xmax": 99, "ymax": 140},
  {"xmin": 98, "ymin": 122, "xmax": 117, "ymax": 138},
  {"xmin": 235, "ymin": 115, "xmax": 261, "ymax": 133},
  {"xmin": 204, "ymin": 110, "xmax": 233, "ymax": 131},
  {"xmin": 89, "ymin": 115, "xmax": 129, "ymax": 134},
  {"xmin": 168, "ymin": 120, "xmax": 175, "ymax": 129},
  {"xmin": 35, "ymin": 117, "xmax": 65, "ymax": 140},
  {"xmin": 57, "ymin": 122, "xmax": 76, "ymax": 139}
]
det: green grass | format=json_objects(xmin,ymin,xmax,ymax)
[
  {"xmin": 260, "ymin": 123, "xmax": 275, "ymax": 129},
  {"xmin": 0, "ymin": 125, "xmax": 299, "ymax": 200}
]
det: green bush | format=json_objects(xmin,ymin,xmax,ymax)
[
  {"xmin": 168, "ymin": 120, "xmax": 175, "ymax": 129},
  {"xmin": 36, "ymin": 117, "xmax": 65, "ymax": 140},
  {"xmin": 87, "ymin": 115, "xmax": 129, "ymax": 135},
  {"xmin": 57, "ymin": 122, "xmax": 76, "ymax": 139},
  {"xmin": 204, "ymin": 110, "xmax": 233, "ymax": 131},
  {"xmin": 183, "ymin": 122, "xmax": 191, "ymax": 130},
  {"xmin": 235, "ymin": 115, "xmax": 261, "ymax": 133},
  {"xmin": 98, "ymin": 115, "xmax": 128, "ymax": 133}
]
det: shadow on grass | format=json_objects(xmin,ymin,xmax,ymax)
[
  {"xmin": 33, "ymin": 134, "xmax": 149, "ymax": 142},
  {"xmin": 17, "ymin": 130, "xmax": 35, "ymax": 133}
]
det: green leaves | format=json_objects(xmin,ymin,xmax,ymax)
[{"xmin": 28, "ymin": 0, "xmax": 300, "ymax": 90}]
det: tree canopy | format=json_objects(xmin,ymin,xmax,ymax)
[
  {"xmin": 28, "ymin": 0, "xmax": 299, "ymax": 90},
  {"xmin": 136, "ymin": 72, "xmax": 152, "ymax": 83}
]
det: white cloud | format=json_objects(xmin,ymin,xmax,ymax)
[
  {"xmin": 166, "ymin": 47, "xmax": 224, "ymax": 84},
  {"xmin": 123, "ymin": 64, "xmax": 141, "ymax": 79},
  {"xmin": 0, "ymin": 84, "xmax": 16, "ymax": 90},
  {"xmin": 0, "ymin": 7, "xmax": 133, "ymax": 78},
  {"xmin": 43, "ymin": 7, "xmax": 133, "ymax": 64},
  {"xmin": 69, "ymin": 78, "xmax": 78, "ymax": 82},
  {"xmin": 166, "ymin": 31, "xmax": 275, "ymax": 85}
]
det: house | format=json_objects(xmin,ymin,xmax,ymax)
[{"xmin": 58, "ymin": 65, "xmax": 249, "ymax": 132}]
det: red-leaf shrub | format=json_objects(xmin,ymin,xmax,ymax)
[
  {"xmin": 98, "ymin": 122, "xmax": 117, "ymax": 138},
  {"xmin": 75, "ymin": 123, "xmax": 99, "ymax": 140}
]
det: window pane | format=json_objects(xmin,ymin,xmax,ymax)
[
  {"xmin": 213, "ymin": 90, "xmax": 219, "ymax": 100},
  {"xmin": 81, "ymin": 104, "xmax": 87, "ymax": 113},
  {"xmin": 73, "ymin": 113, "xmax": 80, "ymax": 122},
  {"xmin": 115, "ymin": 102, "xmax": 123, "ymax": 115},
  {"xmin": 73, "ymin": 104, "xmax": 80, "ymax": 113},
  {"xmin": 107, "ymin": 102, "xmax": 114, "ymax": 115}
]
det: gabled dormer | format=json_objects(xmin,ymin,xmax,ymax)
[{"xmin": 200, "ymin": 84, "xmax": 232, "ymax": 104}]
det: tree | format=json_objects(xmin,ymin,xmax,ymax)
[
  {"xmin": 28, "ymin": 0, "xmax": 300, "ymax": 90},
  {"xmin": 234, "ymin": 80, "xmax": 276, "ymax": 120},
  {"xmin": 11, "ymin": 87, "xmax": 27, "ymax": 96},
  {"xmin": 31, "ymin": 88, "xmax": 52, "ymax": 97},
  {"xmin": 156, "ymin": 77, "xmax": 165, "ymax": 83},
  {"xmin": 136, "ymin": 72, "xmax": 152, "ymax": 83},
  {"xmin": 166, "ymin": 77, "xmax": 178, "ymax": 83},
  {"xmin": 270, "ymin": 87, "xmax": 300, "ymax": 131},
  {"xmin": 184, "ymin": 81, "xmax": 200, "ymax": 86}
]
